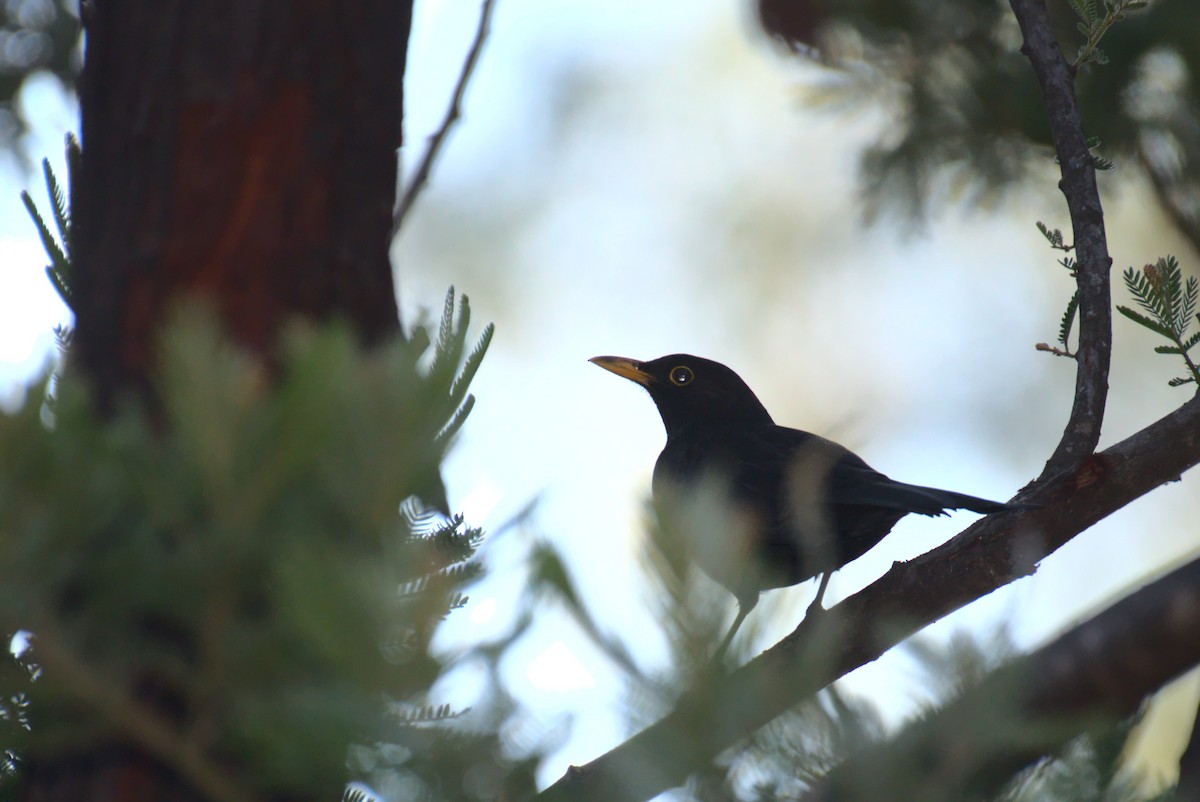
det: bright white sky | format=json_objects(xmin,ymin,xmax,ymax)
[
  {"xmin": 0, "ymin": 70, "xmax": 74, "ymax": 410},
  {"xmin": 1, "ymin": 0, "xmax": 1197, "ymax": 792}
]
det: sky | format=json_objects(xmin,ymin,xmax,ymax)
[{"xmin": 1, "ymin": 0, "xmax": 1198, "ymax": 794}]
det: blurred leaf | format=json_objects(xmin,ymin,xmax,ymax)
[{"xmin": 0, "ymin": 296, "xmax": 529, "ymax": 799}]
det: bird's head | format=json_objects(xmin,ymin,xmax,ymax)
[{"xmin": 589, "ymin": 354, "xmax": 774, "ymax": 436}]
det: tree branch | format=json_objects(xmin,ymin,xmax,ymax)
[
  {"xmin": 391, "ymin": 0, "xmax": 498, "ymax": 237},
  {"xmin": 804, "ymin": 555, "xmax": 1200, "ymax": 801},
  {"xmin": 536, "ymin": 6, "xmax": 1178, "ymax": 802},
  {"xmin": 1010, "ymin": 0, "xmax": 1114, "ymax": 477},
  {"xmin": 535, "ymin": 393, "xmax": 1200, "ymax": 802}
]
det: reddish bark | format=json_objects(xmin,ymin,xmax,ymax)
[
  {"xmin": 72, "ymin": 1, "xmax": 412, "ymax": 409},
  {"xmin": 25, "ymin": 3, "xmax": 416, "ymax": 799}
]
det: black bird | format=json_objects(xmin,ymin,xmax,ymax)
[{"xmin": 590, "ymin": 353, "xmax": 1026, "ymax": 655}]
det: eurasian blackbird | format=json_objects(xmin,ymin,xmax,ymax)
[{"xmin": 591, "ymin": 353, "xmax": 1026, "ymax": 655}]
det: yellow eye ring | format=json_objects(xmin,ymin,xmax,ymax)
[{"xmin": 670, "ymin": 366, "xmax": 693, "ymax": 386}]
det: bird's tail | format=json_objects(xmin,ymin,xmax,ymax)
[{"xmin": 889, "ymin": 483, "xmax": 1033, "ymax": 517}]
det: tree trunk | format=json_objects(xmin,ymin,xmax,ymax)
[
  {"xmin": 72, "ymin": 0, "xmax": 411, "ymax": 410},
  {"xmin": 24, "ymin": 3, "xmax": 414, "ymax": 799}
]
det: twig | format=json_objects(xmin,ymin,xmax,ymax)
[
  {"xmin": 534, "ymin": 392, "xmax": 1200, "ymax": 802},
  {"xmin": 1072, "ymin": 0, "xmax": 1141, "ymax": 68},
  {"xmin": 28, "ymin": 624, "xmax": 260, "ymax": 802},
  {"xmin": 537, "ymin": 6, "xmax": 1166, "ymax": 801},
  {"xmin": 804, "ymin": 555, "xmax": 1200, "ymax": 802},
  {"xmin": 1035, "ymin": 342, "xmax": 1075, "ymax": 358},
  {"xmin": 391, "ymin": 0, "xmax": 498, "ymax": 237},
  {"xmin": 1009, "ymin": 0, "xmax": 1114, "ymax": 477}
]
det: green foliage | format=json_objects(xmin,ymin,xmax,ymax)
[
  {"xmin": 526, "ymin": 331, "xmax": 1186, "ymax": 802},
  {"xmin": 0, "ymin": 645, "xmax": 33, "ymax": 800},
  {"xmin": 906, "ymin": 626, "xmax": 1018, "ymax": 706},
  {"xmin": 19, "ymin": 134, "xmax": 78, "ymax": 313},
  {"xmin": 19, "ymin": 134, "xmax": 79, "ymax": 356},
  {"xmin": 1117, "ymin": 256, "xmax": 1200, "ymax": 388},
  {"xmin": 785, "ymin": 633, "xmax": 1160, "ymax": 800},
  {"xmin": 1085, "ymin": 137, "xmax": 1115, "ymax": 171},
  {"xmin": 803, "ymin": 0, "xmax": 1182, "ymax": 222},
  {"xmin": 609, "ymin": 527, "xmax": 1171, "ymax": 802},
  {"xmin": 1038, "ymin": 221, "xmax": 1069, "ymax": 251},
  {"xmin": 0, "ymin": 295, "xmax": 531, "ymax": 800},
  {"xmin": 704, "ymin": 686, "xmax": 885, "ymax": 801},
  {"xmin": 1000, "ymin": 713, "xmax": 1149, "ymax": 802},
  {"xmin": 1057, "ymin": 292, "xmax": 1082, "ymax": 355},
  {"xmin": 1071, "ymin": 0, "xmax": 1151, "ymax": 68},
  {"xmin": 1036, "ymin": 221, "xmax": 1081, "ymax": 359}
]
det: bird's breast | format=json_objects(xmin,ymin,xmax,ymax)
[
  {"xmin": 648, "ymin": 426, "xmax": 862, "ymax": 593},
  {"xmin": 650, "ymin": 431, "xmax": 785, "ymax": 596}
]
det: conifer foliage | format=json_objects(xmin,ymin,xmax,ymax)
[{"xmin": 0, "ymin": 290, "xmax": 527, "ymax": 800}]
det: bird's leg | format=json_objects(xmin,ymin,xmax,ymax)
[
  {"xmin": 806, "ymin": 571, "xmax": 831, "ymax": 617},
  {"xmin": 713, "ymin": 596, "xmax": 756, "ymax": 662}
]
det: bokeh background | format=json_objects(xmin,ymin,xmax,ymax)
[{"xmin": 2, "ymin": 0, "xmax": 1197, "ymax": 792}]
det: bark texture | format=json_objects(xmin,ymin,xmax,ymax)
[
  {"xmin": 73, "ymin": 1, "xmax": 411, "ymax": 409},
  {"xmin": 24, "ymin": 3, "xmax": 415, "ymax": 799}
]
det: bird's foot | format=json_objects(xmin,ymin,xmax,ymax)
[{"xmin": 804, "ymin": 598, "xmax": 827, "ymax": 619}]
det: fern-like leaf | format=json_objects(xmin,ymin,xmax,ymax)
[
  {"xmin": 44, "ymin": 159, "xmax": 70, "ymax": 258},
  {"xmin": 1117, "ymin": 257, "xmax": 1200, "ymax": 388},
  {"xmin": 1068, "ymin": 0, "xmax": 1097, "ymax": 23},
  {"xmin": 1123, "ymin": 267, "xmax": 1170, "ymax": 324},
  {"xmin": 436, "ymin": 394, "xmax": 475, "ymax": 451},
  {"xmin": 1058, "ymin": 291, "xmax": 1079, "ymax": 349},
  {"xmin": 20, "ymin": 193, "xmax": 66, "ymax": 273},
  {"xmin": 342, "ymin": 787, "xmax": 373, "ymax": 802},
  {"xmin": 20, "ymin": 143, "xmax": 77, "ymax": 311},
  {"xmin": 447, "ymin": 322, "xmax": 494, "ymax": 412},
  {"xmin": 436, "ymin": 287, "xmax": 456, "ymax": 357},
  {"xmin": 427, "ymin": 288, "xmax": 465, "ymax": 387},
  {"xmin": 1158, "ymin": 255, "xmax": 1185, "ymax": 328},
  {"xmin": 417, "ymin": 291, "xmax": 495, "ymax": 440},
  {"xmin": 1116, "ymin": 306, "xmax": 1174, "ymax": 339},
  {"xmin": 1183, "ymin": 278, "xmax": 1198, "ymax": 325},
  {"xmin": 396, "ymin": 703, "xmax": 464, "ymax": 724},
  {"xmin": 1036, "ymin": 221, "xmax": 1065, "ymax": 249}
]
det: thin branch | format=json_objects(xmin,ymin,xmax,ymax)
[
  {"xmin": 1035, "ymin": 342, "xmax": 1075, "ymax": 358},
  {"xmin": 1010, "ymin": 0, "xmax": 1114, "ymax": 477},
  {"xmin": 391, "ymin": 0, "xmax": 498, "ymax": 237},
  {"xmin": 805, "ymin": 555, "xmax": 1200, "ymax": 802},
  {"xmin": 535, "ymin": 392, "xmax": 1200, "ymax": 802},
  {"xmin": 28, "ymin": 625, "xmax": 260, "ymax": 802},
  {"xmin": 536, "ymin": 7, "xmax": 1165, "ymax": 802}
]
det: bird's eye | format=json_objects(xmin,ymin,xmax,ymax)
[{"xmin": 669, "ymin": 365, "xmax": 693, "ymax": 386}]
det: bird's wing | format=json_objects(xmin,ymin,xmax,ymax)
[
  {"xmin": 766, "ymin": 427, "xmax": 1014, "ymax": 517},
  {"xmin": 838, "ymin": 478, "xmax": 1020, "ymax": 515}
]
